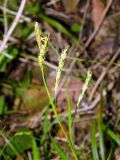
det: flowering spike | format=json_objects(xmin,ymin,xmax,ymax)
[
  {"xmin": 38, "ymin": 36, "xmax": 49, "ymax": 68},
  {"xmin": 35, "ymin": 22, "xmax": 49, "ymax": 68},
  {"xmin": 77, "ymin": 70, "xmax": 92, "ymax": 106},
  {"xmin": 55, "ymin": 46, "xmax": 68, "ymax": 96},
  {"xmin": 35, "ymin": 22, "xmax": 41, "ymax": 50}
]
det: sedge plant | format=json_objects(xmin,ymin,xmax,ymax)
[
  {"xmin": 35, "ymin": 22, "xmax": 92, "ymax": 159},
  {"xmin": 35, "ymin": 22, "xmax": 68, "ymax": 139},
  {"xmin": 35, "ymin": 22, "xmax": 78, "ymax": 159}
]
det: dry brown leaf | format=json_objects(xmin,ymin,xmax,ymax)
[
  {"xmin": 92, "ymin": 0, "xmax": 105, "ymax": 29},
  {"xmin": 0, "ymin": 137, "xmax": 5, "ymax": 148},
  {"xmin": 54, "ymin": 157, "xmax": 61, "ymax": 160},
  {"xmin": 16, "ymin": 155, "xmax": 24, "ymax": 160},
  {"xmin": 57, "ymin": 123, "xmax": 68, "ymax": 138},
  {"xmin": 62, "ymin": 0, "xmax": 80, "ymax": 13}
]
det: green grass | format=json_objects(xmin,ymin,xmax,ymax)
[
  {"xmin": 91, "ymin": 121, "xmax": 99, "ymax": 160},
  {"xmin": 97, "ymin": 86, "xmax": 105, "ymax": 160},
  {"xmin": 32, "ymin": 137, "xmax": 40, "ymax": 160}
]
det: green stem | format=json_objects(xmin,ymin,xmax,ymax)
[
  {"xmin": 41, "ymin": 67, "xmax": 78, "ymax": 160},
  {"xmin": 41, "ymin": 67, "xmax": 67, "ymax": 139}
]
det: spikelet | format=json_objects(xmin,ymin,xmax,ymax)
[
  {"xmin": 38, "ymin": 36, "xmax": 49, "ymax": 68},
  {"xmin": 77, "ymin": 70, "xmax": 92, "ymax": 106},
  {"xmin": 55, "ymin": 46, "xmax": 68, "ymax": 96},
  {"xmin": 35, "ymin": 22, "xmax": 49, "ymax": 68},
  {"xmin": 35, "ymin": 22, "xmax": 41, "ymax": 50}
]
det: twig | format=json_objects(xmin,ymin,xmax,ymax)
[
  {"xmin": 0, "ymin": 0, "xmax": 27, "ymax": 54},
  {"xmin": 0, "ymin": 5, "xmax": 31, "ymax": 22},
  {"xmin": 21, "ymin": 107, "xmax": 47, "ymax": 129},
  {"xmin": 79, "ymin": 0, "xmax": 91, "ymax": 40},
  {"xmin": 85, "ymin": 0, "xmax": 113, "ymax": 48},
  {"xmin": 89, "ymin": 48, "xmax": 120, "ymax": 101},
  {"xmin": 3, "ymin": 0, "xmax": 8, "ymax": 34},
  {"xmin": 21, "ymin": 52, "xmax": 79, "ymax": 72}
]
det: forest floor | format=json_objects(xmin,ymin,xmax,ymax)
[{"xmin": 0, "ymin": 0, "xmax": 120, "ymax": 159}]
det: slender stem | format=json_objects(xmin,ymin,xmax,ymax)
[
  {"xmin": 41, "ymin": 67, "xmax": 78, "ymax": 160},
  {"xmin": 41, "ymin": 67, "xmax": 68, "ymax": 139}
]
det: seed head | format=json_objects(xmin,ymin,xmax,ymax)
[
  {"xmin": 35, "ymin": 22, "xmax": 49, "ymax": 68},
  {"xmin": 55, "ymin": 46, "xmax": 68, "ymax": 96},
  {"xmin": 77, "ymin": 70, "xmax": 92, "ymax": 106},
  {"xmin": 35, "ymin": 22, "xmax": 41, "ymax": 50}
]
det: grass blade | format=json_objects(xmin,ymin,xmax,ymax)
[
  {"xmin": 66, "ymin": 85, "xmax": 73, "ymax": 145},
  {"xmin": 103, "ymin": 125, "xmax": 120, "ymax": 145},
  {"xmin": 97, "ymin": 85, "xmax": 105, "ymax": 160},
  {"xmin": 0, "ymin": 96, "xmax": 5, "ymax": 115},
  {"xmin": 41, "ymin": 105, "xmax": 51, "ymax": 159},
  {"xmin": 66, "ymin": 83, "xmax": 78, "ymax": 160},
  {"xmin": 91, "ymin": 121, "xmax": 99, "ymax": 160},
  {"xmin": 32, "ymin": 137, "xmax": 40, "ymax": 160},
  {"xmin": 51, "ymin": 137, "xmax": 69, "ymax": 160},
  {"xmin": 39, "ymin": 14, "xmax": 77, "ymax": 43}
]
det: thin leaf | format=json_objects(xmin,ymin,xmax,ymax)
[
  {"xmin": 106, "ymin": 146, "xmax": 114, "ymax": 160},
  {"xmin": 39, "ymin": 14, "xmax": 78, "ymax": 43},
  {"xmin": 91, "ymin": 121, "xmax": 99, "ymax": 160},
  {"xmin": 0, "ymin": 96, "xmax": 5, "ymax": 115},
  {"xmin": 66, "ymin": 84, "xmax": 73, "ymax": 144},
  {"xmin": 51, "ymin": 137, "xmax": 69, "ymax": 160},
  {"xmin": 103, "ymin": 125, "xmax": 120, "ymax": 146},
  {"xmin": 32, "ymin": 137, "xmax": 40, "ymax": 160},
  {"xmin": 97, "ymin": 85, "xmax": 105, "ymax": 160},
  {"xmin": 66, "ymin": 82, "xmax": 78, "ymax": 160},
  {"xmin": 41, "ymin": 105, "xmax": 51, "ymax": 159}
]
